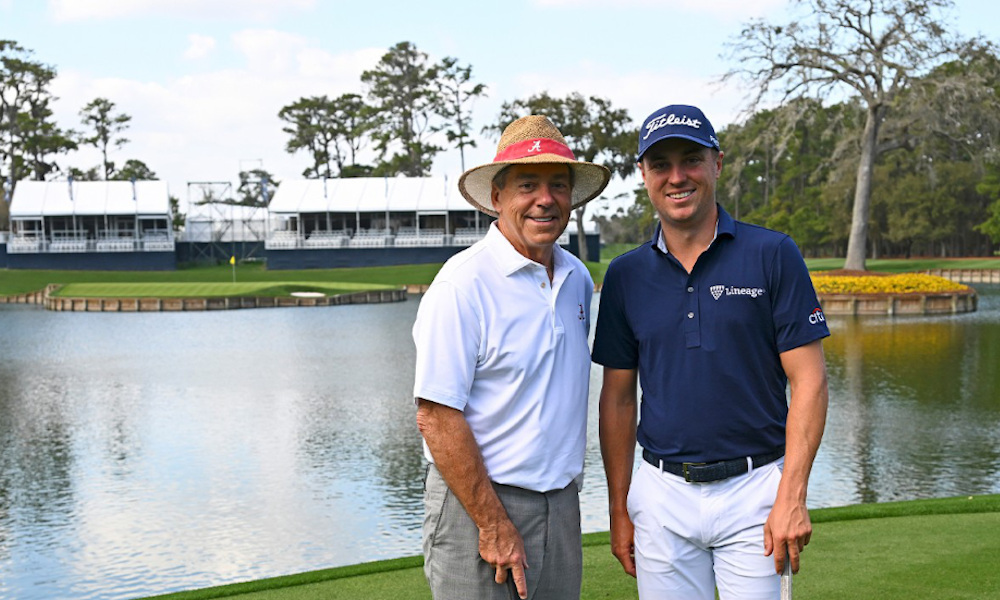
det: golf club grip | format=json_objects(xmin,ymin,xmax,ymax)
[{"xmin": 780, "ymin": 558, "xmax": 793, "ymax": 600}]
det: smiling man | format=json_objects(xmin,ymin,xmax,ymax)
[
  {"xmin": 413, "ymin": 115, "xmax": 610, "ymax": 600},
  {"xmin": 593, "ymin": 105, "xmax": 831, "ymax": 599}
]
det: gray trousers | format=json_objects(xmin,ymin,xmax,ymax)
[{"xmin": 423, "ymin": 464, "xmax": 583, "ymax": 600}]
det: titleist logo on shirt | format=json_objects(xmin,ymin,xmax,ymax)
[{"xmin": 643, "ymin": 113, "xmax": 702, "ymax": 140}]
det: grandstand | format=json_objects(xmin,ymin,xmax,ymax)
[
  {"xmin": 266, "ymin": 176, "xmax": 491, "ymax": 250},
  {"xmin": 0, "ymin": 175, "xmax": 599, "ymax": 271},
  {"xmin": 5, "ymin": 180, "xmax": 176, "ymax": 270},
  {"xmin": 264, "ymin": 176, "xmax": 499, "ymax": 269}
]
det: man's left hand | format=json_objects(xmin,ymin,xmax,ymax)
[{"xmin": 763, "ymin": 496, "xmax": 812, "ymax": 574}]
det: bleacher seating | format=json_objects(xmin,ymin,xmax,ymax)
[
  {"xmin": 49, "ymin": 239, "xmax": 88, "ymax": 253},
  {"xmin": 7, "ymin": 237, "xmax": 42, "ymax": 253},
  {"xmin": 349, "ymin": 229, "xmax": 390, "ymax": 247},
  {"xmin": 304, "ymin": 230, "xmax": 348, "ymax": 248},
  {"xmin": 96, "ymin": 238, "xmax": 136, "ymax": 252},
  {"xmin": 453, "ymin": 227, "xmax": 486, "ymax": 246},
  {"xmin": 394, "ymin": 227, "xmax": 446, "ymax": 247},
  {"xmin": 266, "ymin": 230, "xmax": 300, "ymax": 249}
]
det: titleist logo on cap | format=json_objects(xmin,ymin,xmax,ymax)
[{"xmin": 643, "ymin": 113, "xmax": 702, "ymax": 140}]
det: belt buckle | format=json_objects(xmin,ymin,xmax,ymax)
[{"xmin": 682, "ymin": 462, "xmax": 706, "ymax": 482}]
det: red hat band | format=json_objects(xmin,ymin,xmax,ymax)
[{"xmin": 493, "ymin": 138, "xmax": 576, "ymax": 163}]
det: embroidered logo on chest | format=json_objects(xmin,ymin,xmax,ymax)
[{"xmin": 710, "ymin": 284, "xmax": 766, "ymax": 300}]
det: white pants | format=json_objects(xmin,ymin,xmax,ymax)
[{"xmin": 628, "ymin": 458, "xmax": 784, "ymax": 600}]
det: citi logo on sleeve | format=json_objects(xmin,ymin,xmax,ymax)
[
  {"xmin": 710, "ymin": 284, "xmax": 766, "ymax": 300},
  {"xmin": 809, "ymin": 307, "xmax": 826, "ymax": 324}
]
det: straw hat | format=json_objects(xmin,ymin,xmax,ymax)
[{"xmin": 458, "ymin": 115, "xmax": 612, "ymax": 217}]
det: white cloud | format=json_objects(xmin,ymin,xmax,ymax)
[
  {"xmin": 505, "ymin": 61, "xmax": 744, "ymax": 131},
  {"xmin": 0, "ymin": 0, "xmax": 13, "ymax": 12},
  {"xmin": 231, "ymin": 29, "xmax": 310, "ymax": 75},
  {"xmin": 49, "ymin": 0, "xmax": 315, "ymax": 22},
  {"xmin": 183, "ymin": 34, "xmax": 216, "ymax": 60},
  {"xmin": 47, "ymin": 40, "xmax": 384, "ymax": 207}
]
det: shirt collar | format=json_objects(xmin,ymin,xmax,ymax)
[
  {"xmin": 485, "ymin": 222, "xmax": 573, "ymax": 279},
  {"xmin": 651, "ymin": 203, "xmax": 736, "ymax": 254}
]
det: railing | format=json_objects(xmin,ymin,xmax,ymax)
[{"xmin": 5, "ymin": 236, "xmax": 175, "ymax": 254}]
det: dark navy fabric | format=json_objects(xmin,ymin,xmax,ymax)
[{"xmin": 592, "ymin": 205, "xmax": 829, "ymax": 463}]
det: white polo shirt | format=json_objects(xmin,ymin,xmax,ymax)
[{"xmin": 412, "ymin": 223, "xmax": 593, "ymax": 492}]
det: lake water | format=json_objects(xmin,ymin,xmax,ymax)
[{"xmin": 1, "ymin": 286, "xmax": 999, "ymax": 600}]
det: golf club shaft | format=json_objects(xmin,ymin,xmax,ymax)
[{"xmin": 780, "ymin": 555, "xmax": 793, "ymax": 600}]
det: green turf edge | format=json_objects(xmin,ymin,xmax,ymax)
[
  {"xmin": 139, "ymin": 494, "xmax": 998, "ymax": 600},
  {"xmin": 809, "ymin": 493, "xmax": 1000, "ymax": 523},
  {"xmin": 50, "ymin": 281, "xmax": 397, "ymax": 298}
]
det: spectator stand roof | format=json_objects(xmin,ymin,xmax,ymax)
[
  {"xmin": 10, "ymin": 180, "xmax": 171, "ymax": 218},
  {"xmin": 268, "ymin": 175, "xmax": 471, "ymax": 215}
]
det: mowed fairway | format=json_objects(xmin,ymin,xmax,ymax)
[{"xmin": 52, "ymin": 281, "xmax": 396, "ymax": 298}]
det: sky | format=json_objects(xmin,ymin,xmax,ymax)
[{"xmin": 2, "ymin": 0, "xmax": 999, "ymax": 216}]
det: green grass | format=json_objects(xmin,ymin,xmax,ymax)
[
  {"xmin": 140, "ymin": 495, "xmax": 1000, "ymax": 600},
  {"xmin": 805, "ymin": 257, "xmax": 1000, "ymax": 272},
  {"xmin": 52, "ymin": 281, "xmax": 395, "ymax": 298},
  {"xmin": 0, "ymin": 262, "xmax": 444, "ymax": 296},
  {"xmin": 3, "ymin": 256, "xmax": 999, "ymax": 298}
]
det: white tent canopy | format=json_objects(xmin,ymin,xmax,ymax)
[
  {"xmin": 268, "ymin": 175, "xmax": 469, "ymax": 214},
  {"xmin": 10, "ymin": 180, "xmax": 170, "ymax": 217}
]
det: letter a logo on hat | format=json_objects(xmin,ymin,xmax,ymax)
[{"xmin": 528, "ymin": 140, "xmax": 542, "ymax": 153}]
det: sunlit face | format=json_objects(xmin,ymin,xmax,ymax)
[
  {"xmin": 639, "ymin": 138, "xmax": 723, "ymax": 230},
  {"xmin": 490, "ymin": 163, "xmax": 573, "ymax": 263}
]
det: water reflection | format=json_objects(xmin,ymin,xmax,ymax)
[
  {"xmin": 0, "ymin": 286, "xmax": 998, "ymax": 600},
  {"xmin": 811, "ymin": 286, "xmax": 1000, "ymax": 506}
]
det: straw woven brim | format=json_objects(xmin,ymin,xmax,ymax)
[{"xmin": 458, "ymin": 157, "xmax": 611, "ymax": 217}]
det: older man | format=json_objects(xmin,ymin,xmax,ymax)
[{"xmin": 413, "ymin": 115, "xmax": 610, "ymax": 600}]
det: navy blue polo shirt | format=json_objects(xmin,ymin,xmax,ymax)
[{"xmin": 592, "ymin": 205, "xmax": 829, "ymax": 463}]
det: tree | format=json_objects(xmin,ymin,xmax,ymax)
[
  {"xmin": 329, "ymin": 93, "xmax": 374, "ymax": 174},
  {"xmin": 279, "ymin": 94, "xmax": 374, "ymax": 178},
  {"xmin": 724, "ymin": 0, "xmax": 970, "ymax": 270},
  {"xmin": 487, "ymin": 92, "xmax": 635, "ymax": 261},
  {"xmin": 79, "ymin": 97, "xmax": 131, "ymax": 179},
  {"xmin": 67, "ymin": 165, "xmax": 101, "ymax": 181},
  {"xmin": 975, "ymin": 157, "xmax": 1000, "ymax": 247},
  {"xmin": 279, "ymin": 95, "xmax": 341, "ymax": 179},
  {"xmin": 111, "ymin": 158, "xmax": 157, "ymax": 181},
  {"xmin": 436, "ymin": 57, "xmax": 487, "ymax": 171},
  {"xmin": 235, "ymin": 168, "xmax": 278, "ymax": 206},
  {"xmin": 592, "ymin": 185, "xmax": 658, "ymax": 244},
  {"xmin": 168, "ymin": 195, "xmax": 184, "ymax": 232},
  {"xmin": 2, "ymin": 40, "xmax": 70, "ymax": 188},
  {"xmin": 361, "ymin": 41, "xmax": 442, "ymax": 176}
]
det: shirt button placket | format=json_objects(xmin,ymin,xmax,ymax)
[{"xmin": 685, "ymin": 281, "xmax": 701, "ymax": 348}]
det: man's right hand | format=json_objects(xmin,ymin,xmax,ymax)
[
  {"xmin": 610, "ymin": 510, "xmax": 637, "ymax": 577},
  {"xmin": 479, "ymin": 519, "xmax": 529, "ymax": 599}
]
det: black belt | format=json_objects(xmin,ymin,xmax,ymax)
[{"xmin": 642, "ymin": 447, "xmax": 785, "ymax": 483}]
